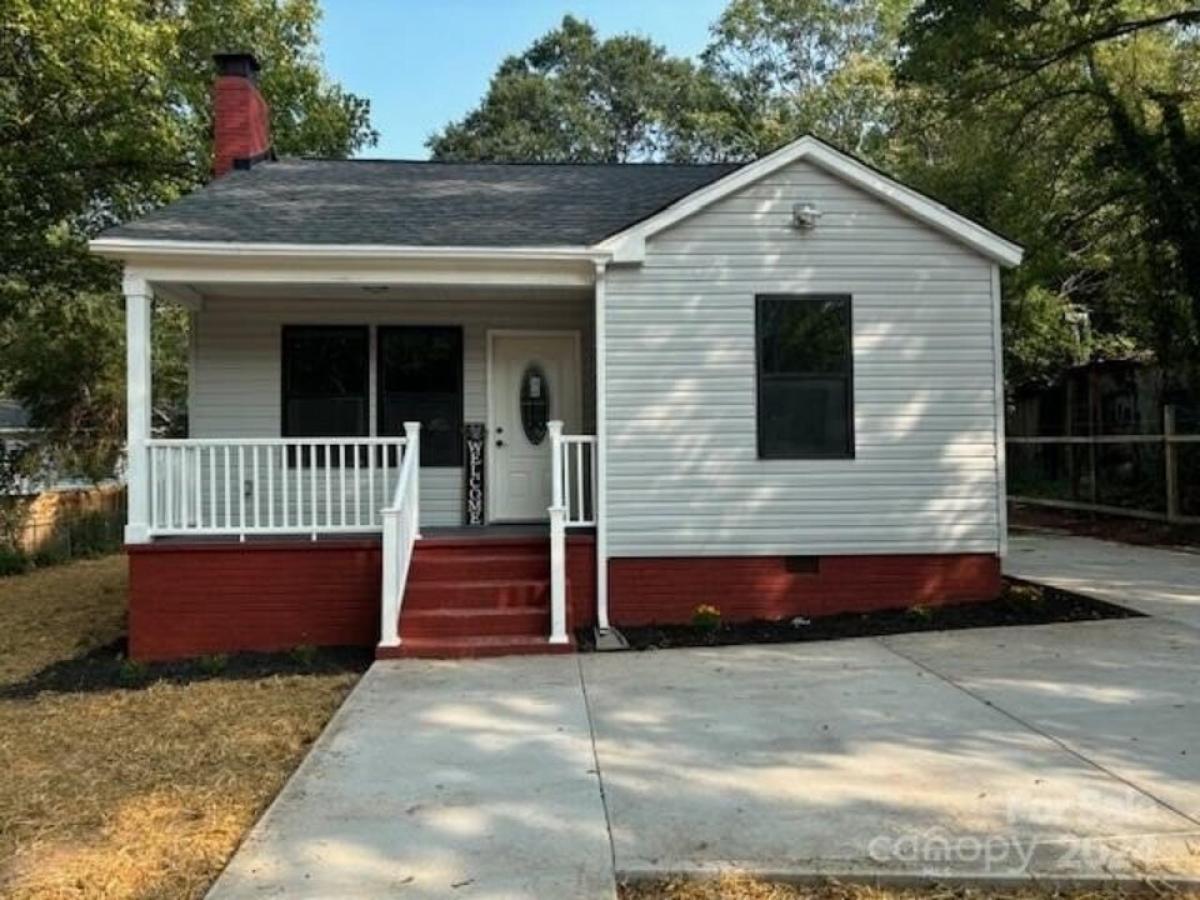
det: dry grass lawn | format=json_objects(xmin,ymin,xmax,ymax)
[
  {"xmin": 0, "ymin": 555, "xmax": 362, "ymax": 899},
  {"xmin": 623, "ymin": 876, "xmax": 1199, "ymax": 900}
]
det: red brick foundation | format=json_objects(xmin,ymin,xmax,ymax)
[
  {"xmin": 127, "ymin": 540, "xmax": 381, "ymax": 661},
  {"xmin": 127, "ymin": 541, "xmax": 999, "ymax": 660},
  {"xmin": 607, "ymin": 553, "xmax": 1002, "ymax": 626},
  {"xmin": 566, "ymin": 536, "xmax": 598, "ymax": 629}
]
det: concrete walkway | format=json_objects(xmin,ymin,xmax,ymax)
[
  {"xmin": 1007, "ymin": 531, "xmax": 1200, "ymax": 629},
  {"xmin": 586, "ymin": 624, "xmax": 1199, "ymax": 883},
  {"xmin": 210, "ymin": 621, "xmax": 1200, "ymax": 896},
  {"xmin": 209, "ymin": 658, "xmax": 615, "ymax": 899}
]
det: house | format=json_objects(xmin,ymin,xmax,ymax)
[{"xmin": 90, "ymin": 54, "xmax": 1023, "ymax": 661}]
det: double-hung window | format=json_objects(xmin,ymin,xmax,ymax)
[
  {"xmin": 377, "ymin": 326, "xmax": 463, "ymax": 467},
  {"xmin": 281, "ymin": 326, "xmax": 370, "ymax": 466},
  {"xmin": 282, "ymin": 325, "xmax": 370, "ymax": 437},
  {"xmin": 756, "ymin": 294, "xmax": 854, "ymax": 459}
]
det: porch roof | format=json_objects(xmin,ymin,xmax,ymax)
[{"xmin": 99, "ymin": 158, "xmax": 739, "ymax": 248}]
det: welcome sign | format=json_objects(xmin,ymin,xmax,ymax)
[{"xmin": 463, "ymin": 423, "xmax": 486, "ymax": 526}]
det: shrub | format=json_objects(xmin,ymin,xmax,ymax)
[
  {"xmin": 290, "ymin": 644, "xmax": 319, "ymax": 667},
  {"xmin": 0, "ymin": 543, "xmax": 30, "ymax": 577},
  {"xmin": 117, "ymin": 658, "xmax": 148, "ymax": 685},
  {"xmin": 198, "ymin": 654, "xmax": 229, "ymax": 675},
  {"xmin": 66, "ymin": 510, "xmax": 123, "ymax": 557},
  {"xmin": 1005, "ymin": 582, "xmax": 1045, "ymax": 611},
  {"xmin": 906, "ymin": 603, "xmax": 934, "ymax": 621},
  {"xmin": 32, "ymin": 541, "xmax": 69, "ymax": 569},
  {"xmin": 691, "ymin": 604, "xmax": 722, "ymax": 634}
]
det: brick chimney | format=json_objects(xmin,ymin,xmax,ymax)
[{"xmin": 212, "ymin": 52, "xmax": 272, "ymax": 178}]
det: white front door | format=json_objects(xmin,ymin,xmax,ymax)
[{"xmin": 488, "ymin": 332, "xmax": 581, "ymax": 522}]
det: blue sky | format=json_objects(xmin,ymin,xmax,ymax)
[{"xmin": 318, "ymin": 1, "xmax": 728, "ymax": 159}]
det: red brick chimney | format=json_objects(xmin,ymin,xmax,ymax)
[{"xmin": 212, "ymin": 52, "xmax": 272, "ymax": 178}]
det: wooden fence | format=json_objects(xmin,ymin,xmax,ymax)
[
  {"xmin": 1007, "ymin": 404, "xmax": 1200, "ymax": 524},
  {"xmin": 8, "ymin": 485, "xmax": 126, "ymax": 559}
]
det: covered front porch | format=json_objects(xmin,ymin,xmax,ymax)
[{"xmin": 107, "ymin": 246, "xmax": 613, "ymax": 655}]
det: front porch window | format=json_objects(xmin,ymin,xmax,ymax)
[
  {"xmin": 377, "ymin": 326, "xmax": 463, "ymax": 467},
  {"xmin": 282, "ymin": 326, "xmax": 370, "ymax": 465}
]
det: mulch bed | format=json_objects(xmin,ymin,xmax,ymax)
[
  {"xmin": 578, "ymin": 578, "xmax": 1141, "ymax": 652},
  {"xmin": 0, "ymin": 639, "xmax": 372, "ymax": 700}
]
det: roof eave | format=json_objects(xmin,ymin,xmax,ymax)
[{"xmin": 89, "ymin": 237, "xmax": 612, "ymax": 265}]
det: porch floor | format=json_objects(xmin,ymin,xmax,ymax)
[{"xmin": 150, "ymin": 524, "xmax": 593, "ymax": 545}]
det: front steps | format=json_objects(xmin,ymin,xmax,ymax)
[{"xmin": 376, "ymin": 536, "xmax": 574, "ymax": 659}]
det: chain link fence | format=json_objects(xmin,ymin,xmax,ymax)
[{"xmin": 1, "ymin": 487, "xmax": 126, "ymax": 575}]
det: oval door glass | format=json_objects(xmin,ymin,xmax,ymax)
[{"xmin": 520, "ymin": 363, "xmax": 550, "ymax": 445}]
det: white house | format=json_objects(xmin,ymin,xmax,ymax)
[{"xmin": 91, "ymin": 54, "xmax": 1022, "ymax": 661}]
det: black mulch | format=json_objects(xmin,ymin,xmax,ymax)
[
  {"xmin": 1, "ymin": 639, "xmax": 372, "ymax": 700},
  {"xmin": 576, "ymin": 578, "xmax": 1142, "ymax": 652}
]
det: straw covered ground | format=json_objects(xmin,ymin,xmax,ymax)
[
  {"xmin": 623, "ymin": 876, "xmax": 1198, "ymax": 900},
  {"xmin": 0, "ymin": 555, "xmax": 365, "ymax": 899}
]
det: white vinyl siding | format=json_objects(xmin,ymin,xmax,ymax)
[
  {"xmin": 604, "ymin": 157, "xmax": 1002, "ymax": 557},
  {"xmin": 190, "ymin": 291, "xmax": 594, "ymax": 527}
]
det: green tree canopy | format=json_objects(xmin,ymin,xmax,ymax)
[
  {"xmin": 0, "ymin": 0, "xmax": 376, "ymax": 477},
  {"xmin": 428, "ymin": 15, "xmax": 713, "ymax": 162},
  {"xmin": 691, "ymin": 0, "xmax": 913, "ymax": 159},
  {"xmin": 897, "ymin": 0, "xmax": 1200, "ymax": 385}
]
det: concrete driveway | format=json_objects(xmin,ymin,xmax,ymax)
[
  {"xmin": 1007, "ymin": 531, "xmax": 1200, "ymax": 629},
  {"xmin": 210, "ymin": 622, "xmax": 1200, "ymax": 897}
]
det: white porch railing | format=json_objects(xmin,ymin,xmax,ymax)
[
  {"xmin": 548, "ymin": 421, "xmax": 596, "ymax": 644},
  {"xmin": 380, "ymin": 422, "xmax": 421, "ymax": 649},
  {"xmin": 146, "ymin": 436, "xmax": 408, "ymax": 538},
  {"xmin": 556, "ymin": 433, "xmax": 598, "ymax": 526}
]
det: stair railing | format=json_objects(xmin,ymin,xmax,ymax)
[
  {"xmin": 548, "ymin": 421, "xmax": 597, "ymax": 644},
  {"xmin": 379, "ymin": 421, "xmax": 421, "ymax": 649}
]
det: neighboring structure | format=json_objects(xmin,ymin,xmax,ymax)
[
  {"xmin": 1, "ymin": 398, "xmax": 125, "ymax": 557},
  {"xmin": 90, "ymin": 53, "xmax": 1023, "ymax": 661},
  {"xmin": 1009, "ymin": 357, "xmax": 1166, "ymax": 439}
]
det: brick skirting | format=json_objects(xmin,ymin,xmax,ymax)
[
  {"xmin": 127, "ymin": 535, "xmax": 601, "ymax": 661},
  {"xmin": 607, "ymin": 553, "xmax": 1002, "ymax": 626},
  {"xmin": 127, "ymin": 542, "xmax": 999, "ymax": 660},
  {"xmin": 127, "ymin": 540, "xmax": 382, "ymax": 661}
]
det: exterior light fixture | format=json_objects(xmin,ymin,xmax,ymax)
[{"xmin": 792, "ymin": 201, "xmax": 822, "ymax": 230}]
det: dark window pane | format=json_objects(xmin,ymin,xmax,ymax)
[
  {"xmin": 757, "ymin": 295, "xmax": 853, "ymax": 459},
  {"xmin": 760, "ymin": 296, "xmax": 850, "ymax": 374},
  {"xmin": 378, "ymin": 327, "xmax": 463, "ymax": 467},
  {"xmin": 282, "ymin": 327, "xmax": 368, "ymax": 438},
  {"xmin": 759, "ymin": 378, "xmax": 849, "ymax": 457},
  {"xmin": 284, "ymin": 397, "xmax": 367, "ymax": 436}
]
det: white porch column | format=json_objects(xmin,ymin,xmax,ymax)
[
  {"xmin": 547, "ymin": 420, "xmax": 568, "ymax": 644},
  {"xmin": 124, "ymin": 273, "xmax": 153, "ymax": 543},
  {"xmin": 593, "ymin": 262, "xmax": 610, "ymax": 630}
]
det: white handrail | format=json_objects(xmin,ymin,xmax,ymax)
[
  {"xmin": 146, "ymin": 436, "xmax": 406, "ymax": 538},
  {"xmin": 379, "ymin": 422, "xmax": 421, "ymax": 649},
  {"xmin": 547, "ymin": 421, "xmax": 594, "ymax": 645}
]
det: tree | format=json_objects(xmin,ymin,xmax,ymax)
[
  {"xmin": 691, "ymin": 0, "xmax": 914, "ymax": 159},
  {"xmin": 0, "ymin": 0, "xmax": 376, "ymax": 477},
  {"xmin": 898, "ymin": 0, "xmax": 1200, "ymax": 385},
  {"xmin": 428, "ymin": 15, "xmax": 712, "ymax": 162}
]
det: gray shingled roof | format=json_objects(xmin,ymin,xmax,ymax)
[
  {"xmin": 0, "ymin": 398, "xmax": 30, "ymax": 431},
  {"xmin": 102, "ymin": 158, "xmax": 742, "ymax": 247}
]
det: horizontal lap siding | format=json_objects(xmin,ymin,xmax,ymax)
[
  {"xmin": 191, "ymin": 292, "xmax": 594, "ymax": 526},
  {"xmin": 606, "ymin": 158, "xmax": 1002, "ymax": 557}
]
